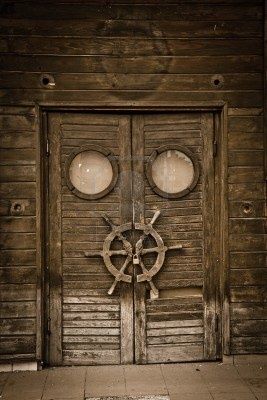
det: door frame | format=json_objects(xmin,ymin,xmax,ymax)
[{"xmin": 36, "ymin": 101, "xmax": 229, "ymax": 366}]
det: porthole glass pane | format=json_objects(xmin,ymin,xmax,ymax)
[
  {"xmin": 151, "ymin": 150, "xmax": 194, "ymax": 194},
  {"xmin": 69, "ymin": 150, "xmax": 113, "ymax": 195}
]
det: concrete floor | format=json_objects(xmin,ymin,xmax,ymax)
[{"xmin": 0, "ymin": 358, "xmax": 266, "ymax": 400}]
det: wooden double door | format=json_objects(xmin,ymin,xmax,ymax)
[{"xmin": 45, "ymin": 111, "xmax": 221, "ymax": 365}]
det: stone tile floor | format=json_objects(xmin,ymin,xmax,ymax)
[{"xmin": 0, "ymin": 358, "xmax": 266, "ymax": 400}]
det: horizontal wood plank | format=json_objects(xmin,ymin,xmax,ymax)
[
  {"xmin": 231, "ymin": 320, "xmax": 267, "ymax": 337},
  {"xmin": 230, "ymin": 252, "xmax": 266, "ymax": 269},
  {"xmin": 229, "ymin": 200, "xmax": 265, "ymax": 218},
  {"xmin": 228, "ymin": 166, "xmax": 264, "ymax": 183},
  {"xmin": 0, "ymin": 114, "xmax": 35, "ymax": 131},
  {"xmin": 0, "ymin": 19, "xmax": 262, "ymax": 38},
  {"xmin": 0, "ymin": 301, "xmax": 36, "ymax": 318},
  {"xmin": 0, "ymin": 183, "xmax": 36, "ymax": 198},
  {"xmin": 231, "ymin": 337, "xmax": 267, "ymax": 354},
  {"xmin": 63, "ymin": 349, "xmax": 120, "ymax": 365},
  {"xmin": 228, "ymin": 183, "xmax": 265, "ymax": 201},
  {"xmin": 0, "ymin": 284, "xmax": 36, "ymax": 301},
  {"xmin": 0, "ymin": 55, "xmax": 263, "ymax": 74},
  {"xmin": 228, "ymin": 150, "xmax": 264, "ymax": 167},
  {"xmin": 229, "ymin": 218, "xmax": 266, "ymax": 234},
  {"xmin": 230, "ymin": 286, "xmax": 267, "ymax": 303},
  {"xmin": 0, "ymin": 335, "xmax": 36, "ymax": 355},
  {"xmin": 147, "ymin": 344, "xmax": 203, "ymax": 363},
  {"xmin": 0, "ymin": 249, "xmax": 36, "ymax": 266},
  {"xmin": 0, "ymin": 267, "xmax": 36, "ymax": 284},
  {"xmin": 0, "ymin": 72, "xmax": 262, "ymax": 91},
  {"xmin": 0, "ymin": 166, "xmax": 36, "ymax": 182},
  {"xmin": 0, "ymin": 233, "xmax": 36, "ymax": 249},
  {"xmin": 0, "ymin": 149, "xmax": 36, "ymax": 165},
  {"xmin": 0, "ymin": 90, "xmax": 263, "ymax": 108},
  {"xmin": 0, "ymin": 318, "xmax": 36, "ymax": 335},
  {"xmin": 0, "ymin": 131, "xmax": 35, "ymax": 149},
  {"xmin": 228, "ymin": 132, "xmax": 264, "ymax": 150},
  {"xmin": 230, "ymin": 303, "xmax": 266, "ymax": 320},
  {"xmin": 0, "ymin": 216, "xmax": 36, "ymax": 232},
  {"xmin": 0, "ymin": 37, "xmax": 263, "ymax": 56},
  {"xmin": 0, "ymin": 4, "xmax": 262, "ymax": 21},
  {"xmin": 229, "ymin": 234, "xmax": 266, "ymax": 251},
  {"xmin": 230, "ymin": 268, "xmax": 267, "ymax": 286}
]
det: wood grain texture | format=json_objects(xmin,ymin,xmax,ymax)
[
  {"xmin": 132, "ymin": 114, "xmax": 147, "ymax": 364},
  {"xmin": 0, "ymin": 18, "xmax": 262, "ymax": 37},
  {"xmin": 0, "ymin": 38, "xmax": 263, "ymax": 56},
  {"xmin": 0, "ymin": 105, "xmax": 37, "ymax": 362},
  {"xmin": 0, "ymin": 72, "xmax": 262, "ymax": 91},
  {"xmin": 47, "ymin": 113, "xmax": 63, "ymax": 365},
  {"xmin": 46, "ymin": 113, "xmax": 135, "ymax": 365},
  {"xmin": 227, "ymin": 79, "xmax": 265, "ymax": 355},
  {"xmin": 119, "ymin": 115, "xmax": 134, "ymax": 364},
  {"xmin": 0, "ymin": 0, "xmax": 265, "ymax": 363},
  {"xmin": 139, "ymin": 112, "xmax": 220, "ymax": 363},
  {"xmin": 0, "ymin": 3, "xmax": 262, "ymax": 20},
  {"xmin": 202, "ymin": 113, "xmax": 218, "ymax": 360}
]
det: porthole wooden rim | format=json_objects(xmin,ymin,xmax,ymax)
[
  {"xmin": 65, "ymin": 144, "xmax": 119, "ymax": 200},
  {"xmin": 146, "ymin": 145, "xmax": 200, "ymax": 199}
]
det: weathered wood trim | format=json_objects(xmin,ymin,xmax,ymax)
[
  {"xmin": 0, "ymin": 101, "xmax": 226, "ymax": 110},
  {"xmin": 42, "ymin": 111, "xmax": 50, "ymax": 365},
  {"xmin": 221, "ymin": 104, "xmax": 230, "ymax": 355},
  {"xmin": 214, "ymin": 111, "xmax": 221, "ymax": 358},
  {"xmin": 47, "ymin": 113, "xmax": 63, "ymax": 365},
  {"xmin": 202, "ymin": 113, "xmax": 217, "ymax": 360},
  {"xmin": 34, "ymin": 101, "xmax": 226, "ymax": 364},
  {"xmin": 213, "ymin": 104, "xmax": 229, "ymax": 357},
  {"xmin": 132, "ymin": 114, "xmax": 147, "ymax": 364},
  {"xmin": 0, "ymin": 3, "xmax": 262, "ymax": 21},
  {"xmin": 118, "ymin": 115, "xmax": 134, "ymax": 364},
  {"xmin": 35, "ymin": 103, "xmax": 43, "ymax": 364}
]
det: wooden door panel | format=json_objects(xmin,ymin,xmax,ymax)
[
  {"xmin": 47, "ymin": 111, "xmax": 219, "ymax": 366},
  {"xmin": 47, "ymin": 113, "xmax": 132, "ymax": 365},
  {"xmin": 133, "ymin": 113, "xmax": 218, "ymax": 363}
]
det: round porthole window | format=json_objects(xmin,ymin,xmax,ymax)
[
  {"xmin": 65, "ymin": 145, "xmax": 118, "ymax": 200},
  {"xmin": 146, "ymin": 145, "xmax": 199, "ymax": 198}
]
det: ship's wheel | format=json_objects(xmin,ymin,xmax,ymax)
[{"xmin": 84, "ymin": 210, "xmax": 182, "ymax": 297}]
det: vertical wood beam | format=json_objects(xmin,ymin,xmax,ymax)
[
  {"xmin": 132, "ymin": 114, "xmax": 147, "ymax": 364},
  {"xmin": 35, "ymin": 104, "xmax": 43, "ymax": 365},
  {"xmin": 119, "ymin": 115, "xmax": 134, "ymax": 364},
  {"xmin": 202, "ymin": 113, "xmax": 218, "ymax": 360},
  {"xmin": 47, "ymin": 113, "xmax": 62, "ymax": 365},
  {"xmin": 221, "ymin": 104, "xmax": 230, "ymax": 356}
]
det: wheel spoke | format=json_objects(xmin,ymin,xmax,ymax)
[
  {"xmin": 108, "ymin": 255, "xmax": 132, "ymax": 295},
  {"xmin": 117, "ymin": 234, "xmax": 132, "ymax": 255},
  {"xmin": 109, "ymin": 249, "xmax": 128, "ymax": 256},
  {"xmin": 141, "ymin": 247, "xmax": 160, "ymax": 255}
]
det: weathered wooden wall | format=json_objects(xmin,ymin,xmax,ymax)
[
  {"xmin": 0, "ymin": 106, "xmax": 37, "ymax": 360},
  {"xmin": 0, "ymin": 0, "xmax": 266, "ymax": 362}
]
